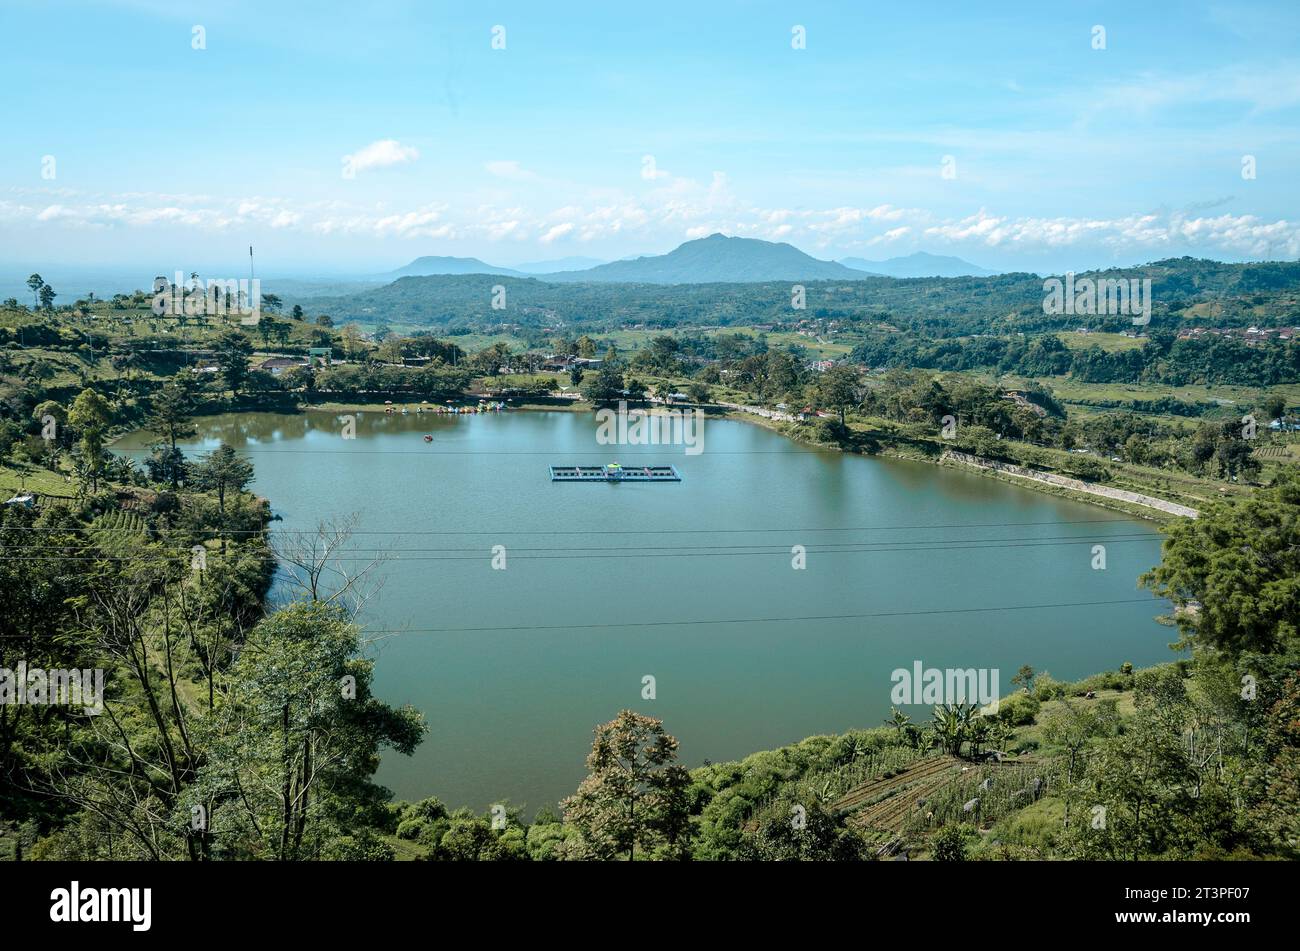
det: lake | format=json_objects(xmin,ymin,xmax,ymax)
[{"xmin": 114, "ymin": 408, "xmax": 1174, "ymax": 813}]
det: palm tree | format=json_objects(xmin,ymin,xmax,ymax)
[
  {"xmin": 931, "ymin": 703, "xmax": 981, "ymax": 756},
  {"xmin": 838, "ymin": 734, "xmax": 868, "ymax": 764},
  {"xmin": 991, "ymin": 721, "xmax": 1015, "ymax": 754},
  {"xmin": 885, "ymin": 707, "xmax": 912, "ymax": 736},
  {"xmin": 931, "ymin": 704, "xmax": 964, "ymax": 756}
]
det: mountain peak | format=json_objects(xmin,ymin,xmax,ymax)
[
  {"xmin": 538, "ymin": 233, "xmax": 860, "ymax": 284},
  {"xmin": 840, "ymin": 251, "xmax": 994, "ymax": 278},
  {"xmin": 387, "ymin": 256, "xmax": 521, "ymax": 279}
]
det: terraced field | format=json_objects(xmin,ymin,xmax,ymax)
[
  {"xmin": 831, "ymin": 755, "xmax": 967, "ymax": 833},
  {"xmin": 832, "ymin": 754, "xmax": 1049, "ymax": 836}
]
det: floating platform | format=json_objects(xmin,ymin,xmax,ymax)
[{"xmin": 550, "ymin": 464, "xmax": 681, "ymax": 483}]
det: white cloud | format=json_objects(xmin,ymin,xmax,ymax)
[
  {"xmin": 640, "ymin": 155, "xmax": 669, "ymax": 180},
  {"xmin": 485, "ymin": 160, "xmax": 538, "ymax": 181},
  {"xmin": 540, "ymin": 222, "xmax": 575, "ymax": 244},
  {"xmin": 919, "ymin": 208, "xmax": 1300, "ymax": 258},
  {"xmin": 1071, "ymin": 62, "xmax": 1300, "ymax": 126},
  {"xmin": 341, "ymin": 139, "xmax": 419, "ymax": 178},
  {"xmin": 870, "ymin": 226, "xmax": 912, "ymax": 244},
  {"xmin": 8, "ymin": 185, "xmax": 1299, "ymax": 261}
]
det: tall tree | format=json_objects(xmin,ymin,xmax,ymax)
[
  {"xmin": 580, "ymin": 365, "xmax": 625, "ymax": 406},
  {"xmin": 815, "ymin": 364, "xmax": 862, "ymax": 425},
  {"xmin": 67, "ymin": 388, "xmax": 111, "ymax": 492},
  {"xmin": 1042, "ymin": 697, "xmax": 1118, "ymax": 828},
  {"xmin": 146, "ymin": 379, "xmax": 197, "ymax": 454},
  {"xmin": 25, "ymin": 273, "xmax": 43, "ymax": 309},
  {"xmin": 191, "ymin": 444, "xmax": 254, "ymax": 523},
  {"xmin": 191, "ymin": 601, "xmax": 425, "ymax": 860},
  {"xmin": 1141, "ymin": 471, "xmax": 1300, "ymax": 654},
  {"xmin": 215, "ymin": 330, "xmax": 253, "ymax": 396},
  {"xmin": 562, "ymin": 710, "xmax": 691, "ymax": 860}
]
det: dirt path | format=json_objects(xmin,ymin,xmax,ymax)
[{"xmin": 942, "ymin": 450, "xmax": 1200, "ymax": 518}]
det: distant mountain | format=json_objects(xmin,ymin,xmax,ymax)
[
  {"xmin": 287, "ymin": 257, "xmax": 1300, "ymax": 333},
  {"xmin": 388, "ymin": 256, "xmax": 522, "ymax": 278},
  {"xmin": 541, "ymin": 234, "xmax": 865, "ymax": 284},
  {"xmin": 513, "ymin": 256, "xmax": 606, "ymax": 274},
  {"xmin": 840, "ymin": 251, "xmax": 995, "ymax": 278}
]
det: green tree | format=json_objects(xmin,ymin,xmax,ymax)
[
  {"xmin": 562, "ymin": 710, "xmax": 692, "ymax": 860},
  {"xmin": 580, "ymin": 365, "xmax": 625, "ymax": 406},
  {"xmin": 145, "ymin": 381, "xmax": 196, "ymax": 488},
  {"xmin": 67, "ymin": 388, "xmax": 111, "ymax": 492},
  {"xmin": 215, "ymin": 330, "xmax": 253, "ymax": 396},
  {"xmin": 932, "ymin": 823, "xmax": 969, "ymax": 861},
  {"xmin": 146, "ymin": 379, "xmax": 197, "ymax": 463},
  {"xmin": 25, "ymin": 273, "xmax": 43, "ymax": 309},
  {"xmin": 190, "ymin": 445, "xmax": 255, "ymax": 543},
  {"xmin": 815, "ymin": 365, "xmax": 862, "ymax": 425},
  {"xmin": 1141, "ymin": 472, "xmax": 1300, "ymax": 654},
  {"xmin": 1042, "ymin": 697, "xmax": 1118, "ymax": 828},
  {"xmin": 1012, "ymin": 664, "xmax": 1036, "ymax": 693},
  {"xmin": 190, "ymin": 601, "xmax": 426, "ymax": 860},
  {"xmin": 884, "ymin": 706, "xmax": 912, "ymax": 736},
  {"xmin": 930, "ymin": 703, "xmax": 977, "ymax": 756},
  {"xmin": 738, "ymin": 797, "xmax": 871, "ymax": 861}
]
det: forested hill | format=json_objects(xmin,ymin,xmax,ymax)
[
  {"xmin": 538, "ymin": 233, "xmax": 865, "ymax": 283},
  {"xmin": 290, "ymin": 257, "xmax": 1300, "ymax": 335}
]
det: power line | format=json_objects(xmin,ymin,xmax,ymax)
[
  {"xmin": 0, "ymin": 596, "xmax": 1164, "ymax": 640},
  {"xmin": 0, "ymin": 516, "xmax": 1143, "ymax": 536},
  {"xmin": 265, "ymin": 532, "xmax": 1156, "ymax": 554},
  {"xmin": 334, "ymin": 597, "xmax": 1164, "ymax": 635},
  {"xmin": 0, "ymin": 534, "xmax": 1158, "ymax": 563},
  {"xmin": 109, "ymin": 447, "xmax": 851, "ymax": 455},
  {"xmin": 0, "ymin": 530, "xmax": 1155, "ymax": 551}
]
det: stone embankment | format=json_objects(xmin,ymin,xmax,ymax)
[{"xmin": 942, "ymin": 450, "xmax": 1200, "ymax": 518}]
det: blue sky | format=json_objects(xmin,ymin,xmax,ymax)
[{"xmin": 3, "ymin": 0, "xmax": 1299, "ymax": 278}]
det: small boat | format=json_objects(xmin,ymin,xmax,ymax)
[{"xmin": 423, "ymin": 434, "xmax": 433, "ymax": 442}]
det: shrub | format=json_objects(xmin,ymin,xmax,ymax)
[
  {"xmin": 1033, "ymin": 673, "xmax": 1065, "ymax": 701},
  {"xmin": 998, "ymin": 692, "xmax": 1041, "ymax": 726},
  {"xmin": 322, "ymin": 829, "xmax": 395, "ymax": 862},
  {"xmin": 395, "ymin": 818, "xmax": 426, "ymax": 841},
  {"xmin": 932, "ymin": 824, "xmax": 969, "ymax": 861}
]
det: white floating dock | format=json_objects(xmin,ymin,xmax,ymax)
[{"xmin": 550, "ymin": 464, "xmax": 681, "ymax": 482}]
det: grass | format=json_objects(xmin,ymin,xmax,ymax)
[
  {"xmin": 0, "ymin": 460, "xmax": 76, "ymax": 499},
  {"xmin": 1057, "ymin": 331, "xmax": 1147, "ymax": 352},
  {"xmin": 1011, "ymin": 375, "xmax": 1300, "ymax": 412}
]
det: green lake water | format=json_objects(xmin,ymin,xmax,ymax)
[{"xmin": 114, "ymin": 409, "xmax": 1174, "ymax": 813}]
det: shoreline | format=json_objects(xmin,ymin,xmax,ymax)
[
  {"xmin": 706, "ymin": 404, "xmax": 1191, "ymax": 524},
  {"xmin": 101, "ymin": 397, "xmax": 1184, "ymax": 816},
  {"xmin": 108, "ymin": 395, "xmax": 1196, "ymax": 524}
]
